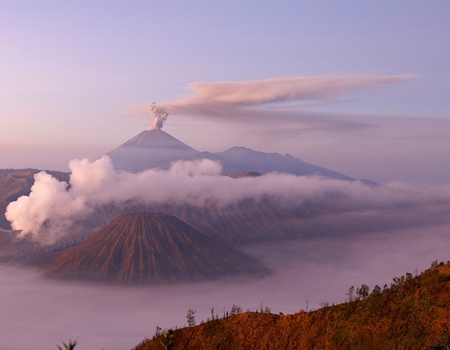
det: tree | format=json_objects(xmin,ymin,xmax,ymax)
[
  {"xmin": 346, "ymin": 285, "xmax": 355, "ymax": 302},
  {"xmin": 57, "ymin": 340, "xmax": 77, "ymax": 350},
  {"xmin": 186, "ymin": 308, "xmax": 196, "ymax": 327},
  {"xmin": 357, "ymin": 284, "xmax": 370, "ymax": 300},
  {"xmin": 392, "ymin": 275, "xmax": 406, "ymax": 288},
  {"xmin": 230, "ymin": 304, "xmax": 243, "ymax": 315},
  {"xmin": 372, "ymin": 285, "xmax": 382, "ymax": 296}
]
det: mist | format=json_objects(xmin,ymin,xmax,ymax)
[
  {"xmin": 6, "ymin": 155, "xmax": 450, "ymax": 244},
  {"xmin": 3, "ymin": 137, "xmax": 450, "ymax": 349},
  {"xmin": 1, "ymin": 222, "xmax": 450, "ymax": 350}
]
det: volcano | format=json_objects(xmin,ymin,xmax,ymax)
[
  {"xmin": 106, "ymin": 129, "xmax": 354, "ymax": 180},
  {"xmin": 44, "ymin": 213, "xmax": 268, "ymax": 284},
  {"xmin": 107, "ymin": 129, "xmax": 199, "ymax": 172}
]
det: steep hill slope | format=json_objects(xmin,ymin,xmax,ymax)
[
  {"xmin": 136, "ymin": 261, "xmax": 450, "ymax": 350},
  {"xmin": 45, "ymin": 213, "xmax": 268, "ymax": 284}
]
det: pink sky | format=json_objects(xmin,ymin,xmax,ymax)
[{"xmin": 1, "ymin": 1, "xmax": 449, "ymax": 184}]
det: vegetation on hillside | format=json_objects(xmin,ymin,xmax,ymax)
[{"xmin": 134, "ymin": 260, "xmax": 450, "ymax": 350}]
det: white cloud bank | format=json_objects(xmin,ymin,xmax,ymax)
[{"xmin": 5, "ymin": 155, "xmax": 450, "ymax": 244}]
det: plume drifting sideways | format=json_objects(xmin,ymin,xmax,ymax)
[{"xmin": 160, "ymin": 75, "xmax": 414, "ymax": 118}]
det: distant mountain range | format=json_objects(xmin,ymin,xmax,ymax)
[
  {"xmin": 107, "ymin": 129, "xmax": 354, "ymax": 180},
  {"xmin": 0, "ymin": 129, "xmax": 381, "ymax": 284}
]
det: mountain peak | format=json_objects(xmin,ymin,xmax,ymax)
[
  {"xmin": 121, "ymin": 130, "xmax": 197, "ymax": 151},
  {"xmin": 106, "ymin": 130, "xmax": 199, "ymax": 172},
  {"xmin": 44, "ymin": 212, "xmax": 268, "ymax": 284}
]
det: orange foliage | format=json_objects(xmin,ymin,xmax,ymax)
[{"xmin": 135, "ymin": 261, "xmax": 450, "ymax": 350}]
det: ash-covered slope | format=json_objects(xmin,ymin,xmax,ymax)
[
  {"xmin": 45, "ymin": 213, "xmax": 268, "ymax": 284},
  {"xmin": 106, "ymin": 130, "xmax": 199, "ymax": 172}
]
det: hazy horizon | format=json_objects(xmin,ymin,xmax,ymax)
[{"xmin": 1, "ymin": 1, "xmax": 449, "ymax": 185}]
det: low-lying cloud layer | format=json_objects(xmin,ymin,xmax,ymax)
[
  {"xmin": 5, "ymin": 155, "xmax": 450, "ymax": 244},
  {"xmin": 2, "ymin": 223, "xmax": 450, "ymax": 350}
]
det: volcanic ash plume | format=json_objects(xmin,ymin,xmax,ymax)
[
  {"xmin": 161, "ymin": 75, "xmax": 414, "ymax": 117},
  {"xmin": 149, "ymin": 103, "xmax": 169, "ymax": 130}
]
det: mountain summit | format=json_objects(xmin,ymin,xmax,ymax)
[
  {"xmin": 118, "ymin": 129, "xmax": 196, "ymax": 150},
  {"xmin": 107, "ymin": 130, "xmax": 199, "ymax": 172}
]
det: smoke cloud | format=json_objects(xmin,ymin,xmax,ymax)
[
  {"xmin": 5, "ymin": 156, "xmax": 450, "ymax": 244},
  {"xmin": 161, "ymin": 75, "xmax": 414, "ymax": 118},
  {"xmin": 149, "ymin": 103, "xmax": 169, "ymax": 130}
]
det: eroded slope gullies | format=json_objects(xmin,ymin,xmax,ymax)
[{"xmin": 45, "ymin": 212, "xmax": 269, "ymax": 284}]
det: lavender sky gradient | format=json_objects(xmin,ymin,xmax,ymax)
[{"xmin": 1, "ymin": 1, "xmax": 449, "ymax": 184}]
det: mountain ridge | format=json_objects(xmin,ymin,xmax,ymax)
[
  {"xmin": 106, "ymin": 129, "xmax": 354, "ymax": 180},
  {"xmin": 214, "ymin": 146, "xmax": 353, "ymax": 180},
  {"xmin": 136, "ymin": 260, "xmax": 450, "ymax": 349}
]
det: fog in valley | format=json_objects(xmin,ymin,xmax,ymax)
[
  {"xmin": 2, "ymin": 155, "xmax": 450, "ymax": 349},
  {"xmin": 6, "ymin": 156, "xmax": 450, "ymax": 244},
  {"xmin": 1, "ymin": 221, "xmax": 450, "ymax": 350}
]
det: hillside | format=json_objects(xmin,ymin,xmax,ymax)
[
  {"xmin": 44, "ymin": 213, "xmax": 269, "ymax": 284},
  {"xmin": 136, "ymin": 261, "xmax": 450, "ymax": 350}
]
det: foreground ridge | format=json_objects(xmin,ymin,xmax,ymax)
[{"xmin": 135, "ymin": 261, "xmax": 450, "ymax": 349}]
